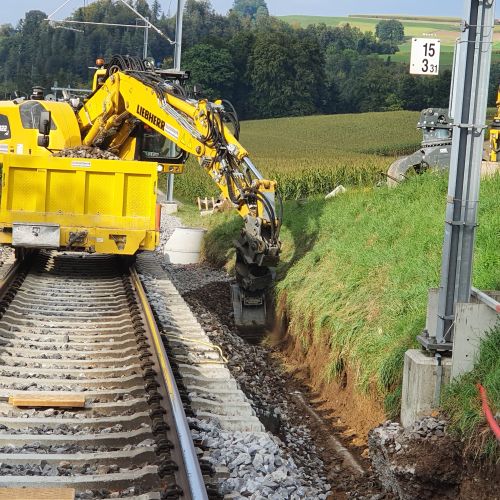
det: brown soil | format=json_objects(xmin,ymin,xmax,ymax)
[
  {"xmin": 458, "ymin": 461, "xmax": 500, "ymax": 499},
  {"xmin": 269, "ymin": 301, "xmax": 386, "ymax": 441},
  {"xmin": 371, "ymin": 426, "xmax": 500, "ymax": 500}
]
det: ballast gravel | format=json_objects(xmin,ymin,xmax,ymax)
[
  {"xmin": 191, "ymin": 417, "xmax": 330, "ymax": 499},
  {"xmin": 153, "ymin": 212, "xmax": 332, "ymax": 498}
]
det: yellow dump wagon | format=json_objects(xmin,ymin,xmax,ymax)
[{"xmin": 0, "ymin": 153, "xmax": 160, "ymax": 255}]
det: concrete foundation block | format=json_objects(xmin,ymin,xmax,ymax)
[
  {"xmin": 452, "ymin": 302, "xmax": 499, "ymax": 380},
  {"xmin": 401, "ymin": 349, "xmax": 452, "ymax": 428},
  {"xmin": 161, "ymin": 202, "xmax": 178, "ymax": 214}
]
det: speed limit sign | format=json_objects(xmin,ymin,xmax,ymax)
[{"xmin": 410, "ymin": 38, "xmax": 441, "ymax": 75}]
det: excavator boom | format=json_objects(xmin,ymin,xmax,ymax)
[{"xmin": 78, "ymin": 56, "xmax": 281, "ymax": 331}]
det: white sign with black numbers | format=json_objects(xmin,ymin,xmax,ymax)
[{"xmin": 410, "ymin": 38, "xmax": 440, "ymax": 75}]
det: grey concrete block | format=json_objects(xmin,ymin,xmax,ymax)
[
  {"xmin": 401, "ymin": 349, "xmax": 452, "ymax": 428},
  {"xmin": 451, "ymin": 302, "xmax": 499, "ymax": 379}
]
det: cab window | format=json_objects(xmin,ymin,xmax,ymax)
[
  {"xmin": 19, "ymin": 101, "xmax": 57, "ymax": 130},
  {"xmin": 141, "ymin": 126, "xmax": 181, "ymax": 159}
]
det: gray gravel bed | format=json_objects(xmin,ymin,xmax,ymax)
[
  {"xmin": 0, "ymin": 370, "xmax": 140, "ymax": 381},
  {"xmin": 151, "ymin": 214, "xmax": 332, "ymax": 498},
  {"xmin": 75, "ymin": 486, "xmax": 144, "ymax": 499},
  {"xmin": 191, "ymin": 417, "xmax": 330, "ymax": 499},
  {"xmin": 0, "ymin": 462, "xmax": 131, "ymax": 476}
]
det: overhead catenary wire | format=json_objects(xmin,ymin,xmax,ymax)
[
  {"xmin": 45, "ymin": 0, "xmax": 175, "ymax": 45},
  {"xmin": 46, "ymin": 0, "xmax": 74, "ymax": 20}
]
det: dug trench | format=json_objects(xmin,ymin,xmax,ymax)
[
  {"xmin": 164, "ymin": 264, "xmax": 387, "ymax": 498},
  {"xmin": 164, "ymin": 262, "xmax": 499, "ymax": 500}
]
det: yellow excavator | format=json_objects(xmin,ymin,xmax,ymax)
[
  {"xmin": 0, "ymin": 55, "xmax": 281, "ymax": 329},
  {"xmin": 489, "ymin": 86, "xmax": 500, "ymax": 161}
]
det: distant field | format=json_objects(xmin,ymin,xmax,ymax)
[
  {"xmin": 171, "ymin": 111, "xmax": 421, "ymax": 200},
  {"xmin": 352, "ymin": 14, "xmax": 461, "ymax": 23},
  {"xmin": 280, "ymin": 15, "xmax": 500, "ymax": 68}
]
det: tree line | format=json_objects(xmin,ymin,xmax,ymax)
[{"xmin": 0, "ymin": 0, "xmax": 497, "ymax": 119}]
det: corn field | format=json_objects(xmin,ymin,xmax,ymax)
[{"xmin": 168, "ymin": 110, "xmax": 421, "ymax": 201}]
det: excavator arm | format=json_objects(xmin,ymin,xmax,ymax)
[{"xmin": 77, "ymin": 56, "xmax": 281, "ymax": 330}]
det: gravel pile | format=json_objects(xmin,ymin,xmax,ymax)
[
  {"xmin": 53, "ymin": 146, "xmax": 120, "ymax": 160},
  {"xmin": 192, "ymin": 417, "xmax": 330, "ymax": 499},
  {"xmin": 370, "ymin": 417, "xmax": 447, "ymax": 451},
  {"xmin": 369, "ymin": 417, "xmax": 461, "ymax": 499}
]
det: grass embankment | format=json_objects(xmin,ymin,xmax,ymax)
[
  {"xmin": 176, "ymin": 172, "xmax": 500, "ymax": 454},
  {"xmin": 443, "ymin": 327, "xmax": 500, "ymax": 463},
  {"xmin": 167, "ymin": 111, "xmax": 420, "ymax": 201}
]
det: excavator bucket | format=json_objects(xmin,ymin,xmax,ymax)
[
  {"xmin": 231, "ymin": 284, "xmax": 269, "ymax": 339},
  {"xmin": 387, "ymin": 108, "xmax": 452, "ymax": 186}
]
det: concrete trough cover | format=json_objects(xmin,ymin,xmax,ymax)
[{"xmin": 163, "ymin": 227, "xmax": 207, "ymax": 264}]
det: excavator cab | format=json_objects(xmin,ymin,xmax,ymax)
[{"xmin": 136, "ymin": 123, "xmax": 187, "ymax": 170}]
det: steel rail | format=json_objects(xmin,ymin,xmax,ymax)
[
  {"xmin": 0, "ymin": 259, "xmax": 21, "ymax": 299},
  {"xmin": 130, "ymin": 266, "xmax": 208, "ymax": 500},
  {"xmin": 0, "ymin": 251, "xmax": 208, "ymax": 499}
]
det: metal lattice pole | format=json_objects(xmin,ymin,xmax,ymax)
[
  {"xmin": 435, "ymin": 0, "xmax": 495, "ymax": 347},
  {"xmin": 143, "ymin": 18, "xmax": 149, "ymax": 59},
  {"xmin": 166, "ymin": 0, "xmax": 185, "ymax": 203}
]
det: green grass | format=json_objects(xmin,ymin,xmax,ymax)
[
  {"xmin": 170, "ymin": 111, "xmax": 420, "ymax": 201},
  {"xmin": 274, "ymin": 174, "xmax": 499, "ymax": 404},
  {"xmin": 442, "ymin": 327, "xmax": 500, "ymax": 463},
  {"xmin": 184, "ymin": 172, "xmax": 500, "ymax": 447}
]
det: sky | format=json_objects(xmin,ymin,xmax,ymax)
[{"xmin": 2, "ymin": 1, "xmax": 473, "ymax": 27}]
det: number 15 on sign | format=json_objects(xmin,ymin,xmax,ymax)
[{"xmin": 410, "ymin": 38, "xmax": 440, "ymax": 75}]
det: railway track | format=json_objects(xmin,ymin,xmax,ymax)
[{"xmin": 0, "ymin": 251, "xmax": 207, "ymax": 500}]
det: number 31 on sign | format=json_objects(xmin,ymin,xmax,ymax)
[{"xmin": 410, "ymin": 38, "xmax": 440, "ymax": 75}]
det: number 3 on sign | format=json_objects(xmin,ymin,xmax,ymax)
[{"xmin": 410, "ymin": 38, "xmax": 441, "ymax": 75}]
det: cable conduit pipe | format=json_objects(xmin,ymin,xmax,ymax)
[{"xmin": 477, "ymin": 384, "xmax": 500, "ymax": 441}]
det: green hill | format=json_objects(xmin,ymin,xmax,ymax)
[{"xmin": 279, "ymin": 15, "xmax": 500, "ymax": 68}]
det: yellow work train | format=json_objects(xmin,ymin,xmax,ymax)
[
  {"xmin": 0, "ymin": 55, "xmax": 281, "ymax": 328},
  {"xmin": 0, "ymin": 86, "xmax": 183, "ymax": 255}
]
